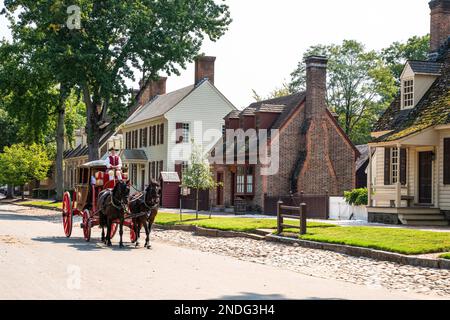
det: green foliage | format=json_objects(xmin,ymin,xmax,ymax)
[
  {"xmin": 182, "ymin": 142, "xmax": 218, "ymax": 192},
  {"xmin": 252, "ymin": 83, "xmax": 292, "ymax": 102},
  {"xmin": 382, "ymin": 35, "xmax": 430, "ymax": 84},
  {"xmin": 3, "ymin": 0, "xmax": 232, "ymax": 160},
  {"xmin": 289, "ymin": 40, "xmax": 397, "ymax": 145},
  {"xmin": 344, "ymin": 188, "xmax": 368, "ymax": 206},
  {"xmin": 0, "ymin": 143, "xmax": 52, "ymax": 187}
]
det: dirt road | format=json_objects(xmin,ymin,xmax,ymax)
[{"xmin": 0, "ymin": 205, "xmax": 443, "ymax": 300}]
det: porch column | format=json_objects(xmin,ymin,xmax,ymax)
[
  {"xmin": 396, "ymin": 143, "xmax": 402, "ymax": 208},
  {"xmin": 367, "ymin": 146, "xmax": 373, "ymax": 207}
]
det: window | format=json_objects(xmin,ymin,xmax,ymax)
[
  {"xmin": 403, "ymin": 79, "xmax": 414, "ymax": 108},
  {"xmin": 160, "ymin": 124, "xmax": 164, "ymax": 145},
  {"xmin": 236, "ymin": 166, "xmax": 254, "ymax": 195},
  {"xmin": 142, "ymin": 128, "xmax": 148, "ymax": 147},
  {"xmin": 131, "ymin": 164, "xmax": 138, "ymax": 186},
  {"xmin": 176, "ymin": 123, "xmax": 190, "ymax": 144},
  {"xmin": 391, "ymin": 147, "xmax": 399, "ymax": 184},
  {"xmin": 152, "ymin": 126, "xmax": 156, "ymax": 146},
  {"xmin": 139, "ymin": 129, "xmax": 143, "ymax": 148}
]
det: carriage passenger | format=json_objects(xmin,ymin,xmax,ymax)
[{"xmin": 106, "ymin": 147, "xmax": 123, "ymax": 181}]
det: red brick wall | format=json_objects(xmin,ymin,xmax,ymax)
[{"xmin": 430, "ymin": 0, "xmax": 450, "ymax": 52}]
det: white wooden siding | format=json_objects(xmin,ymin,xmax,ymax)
[{"xmin": 165, "ymin": 81, "xmax": 235, "ymax": 171}]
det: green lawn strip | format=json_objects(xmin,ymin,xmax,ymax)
[
  {"xmin": 19, "ymin": 200, "xmax": 62, "ymax": 209},
  {"xmin": 281, "ymin": 226, "xmax": 450, "ymax": 255},
  {"xmin": 440, "ymin": 253, "xmax": 450, "ymax": 260},
  {"xmin": 155, "ymin": 212, "xmax": 334, "ymax": 233}
]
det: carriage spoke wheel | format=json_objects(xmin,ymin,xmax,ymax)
[
  {"xmin": 82, "ymin": 210, "xmax": 91, "ymax": 242},
  {"xmin": 62, "ymin": 192, "xmax": 73, "ymax": 238},
  {"xmin": 130, "ymin": 222, "xmax": 137, "ymax": 243}
]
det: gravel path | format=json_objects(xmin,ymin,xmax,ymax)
[{"xmin": 2, "ymin": 203, "xmax": 450, "ymax": 298}]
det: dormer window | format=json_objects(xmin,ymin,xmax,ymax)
[{"xmin": 403, "ymin": 79, "xmax": 414, "ymax": 109}]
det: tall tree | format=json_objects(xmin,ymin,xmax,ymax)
[
  {"xmin": 382, "ymin": 35, "xmax": 430, "ymax": 83},
  {"xmin": 3, "ymin": 0, "xmax": 232, "ymax": 162},
  {"xmin": 289, "ymin": 40, "xmax": 397, "ymax": 144}
]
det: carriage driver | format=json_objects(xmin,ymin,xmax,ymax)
[{"xmin": 106, "ymin": 147, "xmax": 123, "ymax": 181}]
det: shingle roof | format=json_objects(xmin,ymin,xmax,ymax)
[
  {"xmin": 408, "ymin": 60, "xmax": 444, "ymax": 75},
  {"xmin": 355, "ymin": 145, "xmax": 369, "ymax": 171},
  {"xmin": 122, "ymin": 149, "xmax": 148, "ymax": 162},
  {"xmin": 373, "ymin": 44, "xmax": 450, "ymax": 143},
  {"xmin": 124, "ymin": 84, "xmax": 195, "ymax": 126},
  {"xmin": 237, "ymin": 92, "xmax": 306, "ymax": 129}
]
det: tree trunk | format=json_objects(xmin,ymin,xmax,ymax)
[
  {"xmin": 196, "ymin": 189, "xmax": 199, "ymax": 220},
  {"xmin": 55, "ymin": 90, "xmax": 67, "ymax": 202},
  {"xmin": 6, "ymin": 185, "xmax": 14, "ymax": 199},
  {"xmin": 86, "ymin": 103, "xmax": 101, "ymax": 161},
  {"xmin": 21, "ymin": 185, "xmax": 24, "ymax": 200}
]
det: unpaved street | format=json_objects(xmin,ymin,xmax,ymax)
[{"xmin": 0, "ymin": 204, "xmax": 447, "ymax": 300}]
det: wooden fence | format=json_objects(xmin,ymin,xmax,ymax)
[
  {"xmin": 181, "ymin": 189, "xmax": 210, "ymax": 211},
  {"xmin": 277, "ymin": 201, "xmax": 307, "ymax": 235},
  {"xmin": 264, "ymin": 193, "xmax": 329, "ymax": 219}
]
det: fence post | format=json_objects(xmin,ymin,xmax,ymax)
[
  {"xmin": 300, "ymin": 203, "xmax": 307, "ymax": 235},
  {"xmin": 277, "ymin": 201, "xmax": 283, "ymax": 234},
  {"xmin": 325, "ymin": 190, "xmax": 330, "ymax": 220}
]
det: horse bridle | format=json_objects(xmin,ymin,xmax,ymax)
[{"xmin": 110, "ymin": 185, "xmax": 128, "ymax": 211}]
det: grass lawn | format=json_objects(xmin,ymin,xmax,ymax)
[
  {"xmin": 281, "ymin": 226, "xmax": 450, "ymax": 255},
  {"xmin": 155, "ymin": 212, "xmax": 333, "ymax": 232},
  {"xmin": 20, "ymin": 200, "xmax": 62, "ymax": 209},
  {"xmin": 440, "ymin": 253, "xmax": 450, "ymax": 259}
]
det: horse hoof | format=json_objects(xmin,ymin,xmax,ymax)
[
  {"xmin": 120, "ymin": 244, "xmax": 124, "ymax": 248},
  {"xmin": 107, "ymin": 242, "xmax": 112, "ymax": 247},
  {"xmin": 146, "ymin": 244, "xmax": 152, "ymax": 249},
  {"xmin": 135, "ymin": 242, "xmax": 140, "ymax": 248}
]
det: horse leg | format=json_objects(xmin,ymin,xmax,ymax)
[
  {"xmin": 119, "ymin": 218, "xmax": 124, "ymax": 248},
  {"xmin": 101, "ymin": 226, "xmax": 106, "ymax": 243},
  {"xmin": 143, "ymin": 221, "xmax": 150, "ymax": 249},
  {"xmin": 106, "ymin": 218, "xmax": 112, "ymax": 247},
  {"xmin": 134, "ymin": 219, "xmax": 140, "ymax": 247}
]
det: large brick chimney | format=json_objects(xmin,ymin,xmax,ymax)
[
  {"xmin": 305, "ymin": 56, "xmax": 328, "ymax": 119},
  {"xmin": 139, "ymin": 76, "xmax": 167, "ymax": 106},
  {"xmin": 430, "ymin": 0, "xmax": 450, "ymax": 52},
  {"xmin": 195, "ymin": 56, "xmax": 216, "ymax": 85}
]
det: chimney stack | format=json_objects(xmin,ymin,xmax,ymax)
[
  {"xmin": 139, "ymin": 76, "xmax": 167, "ymax": 106},
  {"xmin": 305, "ymin": 56, "xmax": 328, "ymax": 119},
  {"xmin": 430, "ymin": 0, "xmax": 450, "ymax": 52},
  {"xmin": 195, "ymin": 56, "xmax": 216, "ymax": 85}
]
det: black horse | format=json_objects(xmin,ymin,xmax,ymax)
[
  {"xmin": 129, "ymin": 180, "xmax": 160, "ymax": 249},
  {"xmin": 98, "ymin": 181, "xmax": 130, "ymax": 247}
]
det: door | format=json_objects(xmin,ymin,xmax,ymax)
[
  {"xmin": 216, "ymin": 172, "xmax": 224, "ymax": 206},
  {"xmin": 418, "ymin": 151, "xmax": 433, "ymax": 204}
]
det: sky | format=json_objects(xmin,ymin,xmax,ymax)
[{"xmin": 0, "ymin": 0, "xmax": 431, "ymax": 109}]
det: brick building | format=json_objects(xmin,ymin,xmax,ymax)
[{"xmin": 210, "ymin": 56, "xmax": 359, "ymax": 215}]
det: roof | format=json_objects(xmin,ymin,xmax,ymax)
[
  {"xmin": 408, "ymin": 60, "xmax": 443, "ymax": 75},
  {"xmin": 235, "ymin": 92, "xmax": 306, "ymax": 130},
  {"xmin": 373, "ymin": 42, "xmax": 450, "ymax": 143},
  {"xmin": 124, "ymin": 84, "xmax": 195, "ymax": 126},
  {"xmin": 122, "ymin": 149, "xmax": 148, "ymax": 162},
  {"xmin": 81, "ymin": 160, "xmax": 107, "ymax": 168},
  {"xmin": 64, "ymin": 130, "xmax": 115, "ymax": 160},
  {"xmin": 355, "ymin": 145, "xmax": 369, "ymax": 171},
  {"xmin": 160, "ymin": 172, "xmax": 181, "ymax": 183}
]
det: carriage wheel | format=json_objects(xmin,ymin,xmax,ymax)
[
  {"xmin": 110, "ymin": 223, "xmax": 118, "ymax": 239},
  {"xmin": 62, "ymin": 192, "xmax": 73, "ymax": 238},
  {"xmin": 82, "ymin": 210, "xmax": 91, "ymax": 242},
  {"xmin": 130, "ymin": 222, "xmax": 137, "ymax": 243}
]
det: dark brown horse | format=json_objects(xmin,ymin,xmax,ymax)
[
  {"xmin": 128, "ymin": 180, "xmax": 160, "ymax": 249},
  {"xmin": 98, "ymin": 181, "xmax": 130, "ymax": 247}
]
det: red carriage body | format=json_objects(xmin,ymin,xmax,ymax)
[{"xmin": 62, "ymin": 160, "xmax": 135, "ymax": 243}]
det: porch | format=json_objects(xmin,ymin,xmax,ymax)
[{"xmin": 367, "ymin": 129, "xmax": 448, "ymax": 226}]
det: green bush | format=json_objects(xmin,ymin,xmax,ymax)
[{"xmin": 344, "ymin": 188, "xmax": 368, "ymax": 206}]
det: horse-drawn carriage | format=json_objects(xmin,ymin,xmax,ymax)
[{"xmin": 61, "ymin": 160, "xmax": 139, "ymax": 244}]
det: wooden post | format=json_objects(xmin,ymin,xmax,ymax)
[
  {"xmin": 277, "ymin": 201, "xmax": 283, "ymax": 234},
  {"xmin": 368, "ymin": 146, "xmax": 373, "ymax": 207},
  {"xmin": 300, "ymin": 203, "xmax": 307, "ymax": 235},
  {"xmin": 396, "ymin": 143, "xmax": 402, "ymax": 208}
]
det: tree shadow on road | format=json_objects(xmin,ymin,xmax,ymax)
[
  {"xmin": 0, "ymin": 213, "xmax": 61, "ymax": 223},
  {"xmin": 32, "ymin": 236, "xmax": 136, "ymax": 252}
]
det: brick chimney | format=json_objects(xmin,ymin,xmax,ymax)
[
  {"xmin": 430, "ymin": 0, "xmax": 450, "ymax": 52},
  {"xmin": 139, "ymin": 76, "xmax": 167, "ymax": 106},
  {"xmin": 195, "ymin": 56, "xmax": 216, "ymax": 85},
  {"xmin": 305, "ymin": 56, "xmax": 328, "ymax": 119}
]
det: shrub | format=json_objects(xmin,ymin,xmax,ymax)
[{"xmin": 344, "ymin": 188, "xmax": 368, "ymax": 206}]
